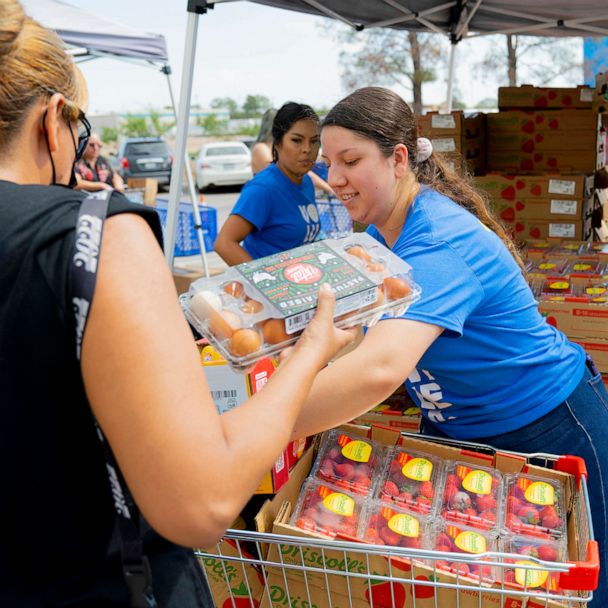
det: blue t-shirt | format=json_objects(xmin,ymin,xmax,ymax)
[
  {"xmin": 367, "ymin": 187, "xmax": 585, "ymax": 439},
  {"xmin": 231, "ymin": 163, "xmax": 320, "ymax": 259}
]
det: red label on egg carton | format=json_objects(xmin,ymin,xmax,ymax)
[{"xmin": 236, "ymin": 241, "xmax": 378, "ymax": 334}]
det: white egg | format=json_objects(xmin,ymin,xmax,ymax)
[{"xmin": 189, "ymin": 290, "xmax": 222, "ymax": 320}]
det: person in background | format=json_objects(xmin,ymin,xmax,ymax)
[
  {"xmin": 0, "ymin": 3, "xmax": 355, "ymax": 605},
  {"xmin": 251, "ymin": 106, "xmax": 333, "ymax": 195},
  {"xmin": 290, "ymin": 87, "xmax": 608, "ymax": 607},
  {"xmin": 214, "ymin": 102, "xmax": 324, "ymax": 265},
  {"xmin": 74, "ymin": 131, "xmax": 125, "ymax": 192}
]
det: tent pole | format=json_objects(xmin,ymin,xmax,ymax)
[
  {"xmin": 164, "ymin": 67, "xmax": 209, "ymax": 277},
  {"xmin": 446, "ymin": 41, "xmax": 457, "ymax": 113},
  {"xmin": 164, "ymin": 9, "xmax": 201, "ymax": 272}
]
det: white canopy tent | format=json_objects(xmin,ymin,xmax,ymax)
[
  {"xmin": 22, "ymin": 0, "xmax": 211, "ymax": 275},
  {"xmin": 165, "ymin": 0, "xmax": 607, "ymax": 268}
]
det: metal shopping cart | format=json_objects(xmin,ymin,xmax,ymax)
[{"xmin": 196, "ymin": 433, "xmax": 599, "ymax": 608}]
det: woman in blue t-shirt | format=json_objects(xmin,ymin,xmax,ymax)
[
  {"xmin": 214, "ymin": 102, "xmax": 323, "ymax": 264},
  {"xmin": 291, "ymin": 87, "xmax": 608, "ymax": 605}
]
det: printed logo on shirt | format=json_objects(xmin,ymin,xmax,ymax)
[
  {"xmin": 407, "ymin": 368, "xmax": 455, "ymax": 424},
  {"xmin": 74, "ymin": 212, "xmax": 103, "ymax": 273},
  {"xmin": 299, "ymin": 203, "xmax": 321, "ymax": 243}
]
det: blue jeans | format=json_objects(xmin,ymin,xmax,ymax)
[{"xmin": 421, "ymin": 359, "xmax": 608, "ymax": 606}]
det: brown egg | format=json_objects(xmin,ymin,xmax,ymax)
[
  {"xmin": 208, "ymin": 309, "xmax": 242, "ymax": 341},
  {"xmin": 241, "ymin": 299, "xmax": 264, "ymax": 314},
  {"xmin": 345, "ymin": 245, "xmax": 372, "ymax": 262},
  {"xmin": 262, "ymin": 318, "xmax": 291, "ymax": 344},
  {"xmin": 222, "ymin": 281, "xmax": 244, "ymax": 298},
  {"xmin": 366, "ymin": 261, "xmax": 386, "ymax": 273},
  {"xmin": 383, "ymin": 276, "xmax": 411, "ymax": 301},
  {"xmin": 229, "ymin": 328, "xmax": 262, "ymax": 357}
]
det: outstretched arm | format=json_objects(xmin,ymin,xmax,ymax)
[
  {"xmin": 81, "ymin": 213, "xmax": 355, "ymax": 547},
  {"xmin": 291, "ymin": 318, "xmax": 443, "ymax": 438}
]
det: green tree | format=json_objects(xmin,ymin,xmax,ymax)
[
  {"xmin": 476, "ymin": 35, "xmax": 581, "ymax": 87},
  {"xmin": 149, "ymin": 110, "xmax": 174, "ymax": 137},
  {"xmin": 210, "ymin": 97, "xmax": 239, "ymax": 116},
  {"xmin": 101, "ymin": 126, "xmax": 119, "ymax": 143},
  {"xmin": 120, "ymin": 115, "xmax": 150, "ymax": 138},
  {"xmin": 319, "ymin": 21, "xmax": 446, "ymax": 115},
  {"xmin": 200, "ymin": 114, "xmax": 229, "ymax": 136},
  {"xmin": 242, "ymin": 94, "xmax": 272, "ymax": 117}
]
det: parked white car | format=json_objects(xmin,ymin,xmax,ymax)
[{"xmin": 195, "ymin": 141, "xmax": 253, "ymax": 191}]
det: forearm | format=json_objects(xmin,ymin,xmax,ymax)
[
  {"xmin": 75, "ymin": 179, "xmax": 109, "ymax": 192},
  {"xmin": 291, "ymin": 352, "xmax": 400, "ymax": 439},
  {"xmin": 216, "ymin": 346, "xmax": 326, "ymax": 499},
  {"xmin": 214, "ymin": 238, "xmax": 252, "ymax": 266}
]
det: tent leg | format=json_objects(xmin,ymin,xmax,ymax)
[
  {"xmin": 164, "ymin": 10, "xmax": 204, "ymax": 274},
  {"xmin": 446, "ymin": 41, "xmax": 457, "ymax": 113},
  {"xmin": 165, "ymin": 70, "xmax": 210, "ymax": 278}
]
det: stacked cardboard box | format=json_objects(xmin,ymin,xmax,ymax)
[
  {"xmin": 417, "ymin": 111, "xmax": 486, "ymax": 175},
  {"xmin": 498, "ymin": 84, "xmax": 593, "ymax": 111},
  {"xmin": 487, "ymin": 103, "xmax": 597, "ymax": 173},
  {"xmin": 475, "ymin": 173, "xmax": 595, "ymax": 240},
  {"xmin": 521, "ymin": 240, "xmax": 608, "ymax": 380}
]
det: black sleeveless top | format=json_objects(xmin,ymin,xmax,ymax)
[{"xmin": 0, "ymin": 181, "xmax": 196, "ymax": 606}]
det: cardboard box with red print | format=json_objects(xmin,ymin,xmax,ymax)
[
  {"xmin": 498, "ymin": 85, "xmax": 593, "ymax": 110},
  {"xmin": 487, "ymin": 109, "xmax": 597, "ymax": 134},
  {"xmin": 475, "ymin": 174, "xmax": 592, "ymax": 201},
  {"xmin": 253, "ymin": 425, "xmax": 597, "ymax": 608}
]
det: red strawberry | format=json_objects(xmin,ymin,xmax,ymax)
[
  {"xmin": 319, "ymin": 458, "xmax": 334, "ymax": 477},
  {"xmin": 334, "ymin": 462, "xmax": 355, "ymax": 479},
  {"xmin": 519, "ymin": 545, "xmax": 539, "ymax": 558},
  {"xmin": 443, "ymin": 483, "xmax": 458, "ymax": 503},
  {"xmin": 353, "ymin": 475, "xmax": 371, "ymax": 492},
  {"xmin": 436, "ymin": 543, "xmax": 452, "ymax": 552},
  {"xmin": 403, "ymin": 536, "xmax": 421, "ymax": 549},
  {"xmin": 436, "ymin": 532, "xmax": 452, "ymax": 549},
  {"xmin": 506, "ymin": 513, "xmax": 522, "ymax": 532},
  {"xmin": 397, "ymin": 491, "xmax": 414, "ymax": 505},
  {"xmin": 500, "ymin": 207, "xmax": 515, "ymax": 222},
  {"xmin": 530, "ymin": 185, "xmax": 541, "ymax": 196},
  {"xmin": 507, "ymin": 496, "xmax": 524, "ymax": 515},
  {"xmin": 501, "ymin": 186, "xmax": 516, "ymax": 201},
  {"xmin": 445, "ymin": 474, "xmax": 461, "ymax": 488},
  {"xmin": 522, "ymin": 120, "xmax": 535, "ymax": 133},
  {"xmin": 519, "ymin": 505, "xmax": 540, "ymax": 525},
  {"xmin": 389, "ymin": 459, "xmax": 402, "ymax": 474},
  {"xmin": 538, "ymin": 545, "xmax": 558, "ymax": 561},
  {"xmin": 418, "ymin": 480, "xmax": 434, "ymax": 500},
  {"xmin": 476, "ymin": 494, "xmax": 497, "ymax": 512},
  {"xmin": 382, "ymin": 480, "xmax": 399, "ymax": 497},
  {"xmin": 539, "ymin": 505, "xmax": 558, "ymax": 520},
  {"xmin": 327, "ymin": 447, "xmax": 340, "ymax": 461},
  {"xmin": 463, "ymin": 507, "xmax": 478, "ymax": 519},
  {"xmin": 380, "ymin": 526, "xmax": 402, "ymax": 546},
  {"xmin": 541, "ymin": 514, "xmax": 562, "ymax": 529}
]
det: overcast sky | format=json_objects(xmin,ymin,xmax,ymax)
[{"xmin": 53, "ymin": 0, "xmax": 583, "ymax": 116}]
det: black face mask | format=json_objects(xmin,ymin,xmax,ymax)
[{"xmin": 42, "ymin": 108, "xmax": 89, "ymax": 188}]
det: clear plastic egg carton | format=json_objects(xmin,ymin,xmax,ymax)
[{"xmin": 182, "ymin": 233, "xmax": 421, "ymax": 371}]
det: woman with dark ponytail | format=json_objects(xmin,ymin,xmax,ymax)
[{"xmin": 291, "ymin": 87, "xmax": 607, "ymax": 606}]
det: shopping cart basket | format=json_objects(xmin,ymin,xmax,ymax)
[
  {"xmin": 196, "ymin": 433, "xmax": 599, "ymax": 608},
  {"xmin": 316, "ymin": 195, "xmax": 353, "ymax": 240}
]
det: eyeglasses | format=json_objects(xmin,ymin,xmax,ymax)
[{"xmin": 41, "ymin": 86, "xmax": 91, "ymax": 161}]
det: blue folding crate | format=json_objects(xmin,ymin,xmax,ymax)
[
  {"xmin": 155, "ymin": 198, "xmax": 217, "ymax": 255},
  {"xmin": 316, "ymin": 196, "xmax": 352, "ymax": 239}
]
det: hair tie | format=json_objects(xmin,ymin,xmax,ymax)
[{"xmin": 416, "ymin": 137, "xmax": 433, "ymax": 163}]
